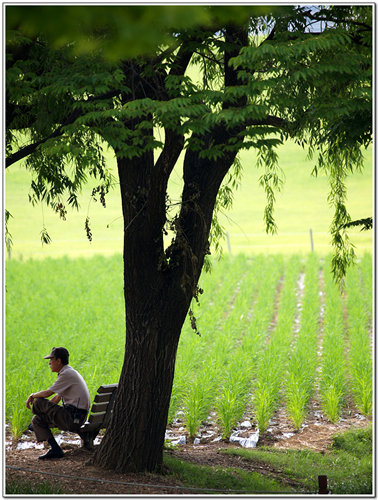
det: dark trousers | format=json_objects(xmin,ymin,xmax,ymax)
[{"xmin": 32, "ymin": 398, "xmax": 86, "ymax": 443}]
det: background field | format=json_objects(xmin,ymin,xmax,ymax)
[
  {"xmin": 5, "ymin": 139, "xmax": 373, "ymax": 260},
  {"xmin": 6, "ymin": 252, "xmax": 372, "ymax": 441}
]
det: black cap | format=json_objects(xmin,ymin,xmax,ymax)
[{"xmin": 43, "ymin": 347, "xmax": 69, "ymax": 360}]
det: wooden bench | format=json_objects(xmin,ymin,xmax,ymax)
[{"xmin": 78, "ymin": 383, "xmax": 118, "ymax": 450}]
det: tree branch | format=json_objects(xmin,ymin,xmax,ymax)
[
  {"xmin": 341, "ymin": 217, "xmax": 372, "ymax": 231},
  {"xmin": 147, "ymin": 39, "xmax": 196, "ymax": 232},
  {"xmin": 194, "ymin": 49, "xmax": 222, "ymax": 67},
  {"xmin": 245, "ymin": 115, "xmax": 287, "ymax": 129},
  {"xmin": 6, "ymin": 88, "xmax": 122, "ymax": 168},
  {"xmin": 305, "ymin": 10, "xmax": 372, "ymax": 31}
]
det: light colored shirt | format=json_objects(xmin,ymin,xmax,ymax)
[{"xmin": 49, "ymin": 364, "xmax": 91, "ymax": 410}]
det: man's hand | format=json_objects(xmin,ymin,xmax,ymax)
[
  {"xmin": 26, "ymin": 394, "xmax": 35, "ymax": 409},
  {"xmin": 26, "ymin": 390, "xmax": 55, "ymax": 409}
]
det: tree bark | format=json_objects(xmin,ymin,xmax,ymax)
[{"xmin": 91, "ymin": 286, "xmax": 187, "ymax": 472}]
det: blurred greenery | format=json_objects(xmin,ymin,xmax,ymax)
[{"xmin": 6, "ymin": 5, "xmax": 282, "ymax": 60}]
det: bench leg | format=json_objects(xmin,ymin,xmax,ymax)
[{"xmin": 78, "ymin": 430, "xmax": 100, "ymax": 450}]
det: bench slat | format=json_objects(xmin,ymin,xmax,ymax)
[
  {"xmin": 80, "ymin": 422, "xmax": 104, "ymax": 432},
  {"xmin": 88, "ymin": 412, "xmax": 106, "ymax": 424},
  {"xmin": 90, "ymin": 402, "xmax": 109, "ymax": 413},
  {"xmin": 94, "ymin": 393, "xmax": 113, "ymax": 404},
  {"xmin": 97, "ymin": 384, "xmax": 118, "ymax": 394}
]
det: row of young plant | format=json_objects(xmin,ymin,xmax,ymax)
[
  {"xmin": 251, "ymin": 254, "xmax": 302, "ymax": 433},
  {"xmin": 215, "ymin": 255, "xmax": 285, "ymax": 438},
  {"xmin": 318, "ymin": 254, "xmax": 373, "ymax": 422},
  {"xmin": 344, "ymin": 260, "xmax": 373, "ymax": 416},
  {"xmin": 170, "ymin": 254, "xmax": 259, "ymax": 436},
  {"xmin": 168, "ymin": 254, "xmax": 245, "ymax": 427},
  {"xmin": 284, "ymin": 251, "xmax": 320, "ymax": 429},
  {"xmin": 183, "ymin": 266, "xmax": 256, "ymax": 438},
  {"xmin": 168, "ymin": 253, "xmax": 289, "ymax": 437},
  {"xmin": 319, "ymin": 256, "xmax": 350, "ymax": 422},
  {"xmin": 283, "ymin": 252, "xmax": 372, "ymax": 427},
  {"xmin": 168, "ymin": 254, "xmax": 284, "ymax": 438}
]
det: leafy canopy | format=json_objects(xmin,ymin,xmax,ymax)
[{"xmin": 6, "ymin": 5, "xmax": 372, "ymax": 283}]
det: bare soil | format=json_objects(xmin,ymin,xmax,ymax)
[{"xmin": 5, "ymin": 406, "xmax": 370, "ymax": 495}]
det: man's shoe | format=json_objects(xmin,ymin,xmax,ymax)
[
  {"xmin": 38, "ymin": 449, "xmax": 64, "ymax": 460},
  {"xmin": 27, "ymin": 424, "xmax": 34, "ymax": 432}
]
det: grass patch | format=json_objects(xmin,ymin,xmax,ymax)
[
  {"xmin": 331, "ymin": 425, "xmax": 373, "ymax": 458},
  {"xmin": 163, "ymin": 453, "xmax": 294, "ymax": 494},
  {"xmin": 6, "ymin": 476, "xmax": 68, "ymax": 494},
  {"xmin": 5, "ymin": 140, "xmax": 372, "ymax": 259},
  {"xmin": 223, "ymin": 425, "xmax": 372, "ymax": 495}
]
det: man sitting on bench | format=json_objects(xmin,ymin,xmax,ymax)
[{"xmin": 26, "ymin": 346, "xmax": 90, "ymax": 460}]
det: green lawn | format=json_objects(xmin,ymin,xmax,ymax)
[
  {"xmin": 5, "ymin": 140, "xmax": 372, "ymax": 260},
  {"xmin": 216, "ymin": 142, "xmax": 373, "ymax": 256},
  {"xmin": 220, "ymin": 425, "xmax": 373, "ymax": 495}
]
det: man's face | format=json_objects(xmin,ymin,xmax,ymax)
[{"xmin": 49, "ymin": 356, "xmax": 62, "ymax": 373}]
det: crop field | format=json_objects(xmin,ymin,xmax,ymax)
[{"xmin": 5, "ymin": 252, "xmax": 372, "ymax": 440}]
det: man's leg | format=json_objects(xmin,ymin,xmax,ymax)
[
  {"xmin": 31, "ymin": 409, "xmax": 55, "ymax": 443},
  {"xmin": 32, "ymin": 398, "xmax": 74, "ymax": 459}
]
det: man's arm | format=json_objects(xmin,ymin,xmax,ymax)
[
  {"xmin": 26, "ymin": 390, "xmax": 55, "ymax": 409},
  {"xmin": 50, "ymin": 394, "xmax": 62, "ymax": 404}
]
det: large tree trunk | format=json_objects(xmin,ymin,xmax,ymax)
[
  {"xmin": 91, "ymin": 275, "xmax": 188, "ymax": 472},
  {"xmin": 92, "ymin": 130, "xmax": 191, "ymax": 472},
  {"xmin": 91, "ymin": 25, "xmax": 248, "ymax": 473}
]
